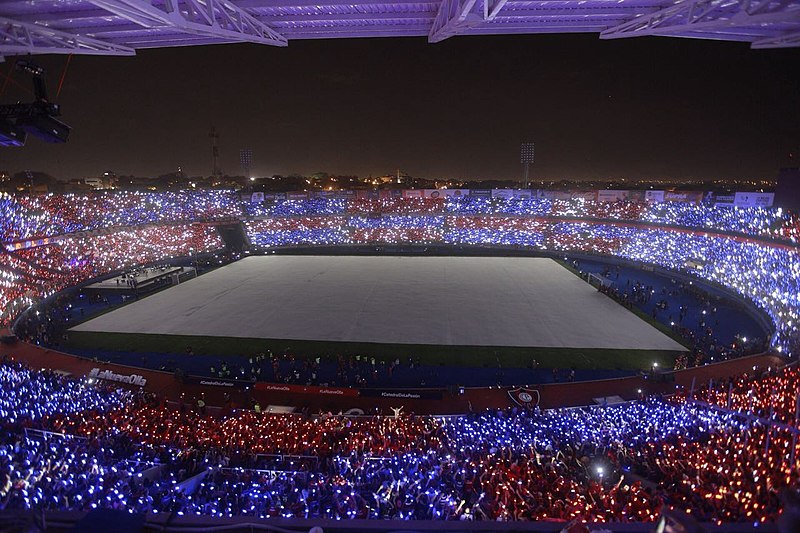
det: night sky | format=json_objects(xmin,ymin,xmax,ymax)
[{"xmin": 1, "ymin": 34, "xmax": 799, "ymax": 181}]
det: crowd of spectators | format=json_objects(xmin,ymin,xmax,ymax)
[
  {"xmin": 2, "ymin": 192, "xmax": 800, "ymax": 356},
  {"xmin": 243, "ymin": 196, "xmax": 800, "ymax": 243},
  {"xmin": 690, "ymin": 365, "xmax": 800, "ymax": 426},
  {"xmin": 1, "ymin": 191, "xmax": 240, "ymax": 243},
  {"xmin": 2, "ymin": 191, "xmax": 798, "ymax": 525},
  {"xmin": 244, "ymin": 215, "xmax": 800, "ymax": 356},
  {"xmin": 615, "ymin": 228, "xmax": 800, "ymax": 356},
  {"xmin": 209, "ymin": 352, "xmax": 430, "ymax": 389},
  {"xmin": 0, "ymin": 225, "xmax": 223, "ymax": 326},
  {"xmin": 0, "ymin": 360, "xmax": 797, "ymax": 524},
  {"xmin": 641, "ymin": 203, "xmax": 800, "ymax": 243},
  {"xmin": 3, "ymin": 192, "xmax": 799, "ymax": 245}
]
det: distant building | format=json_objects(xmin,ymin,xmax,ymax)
[{"xmin": 82, "ymin": 172, "xmax": 118, "ymax": 190}]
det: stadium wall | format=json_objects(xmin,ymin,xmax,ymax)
[{"xmin": 0, "ymin": 335, "xmax": 783, "ymax": 414}]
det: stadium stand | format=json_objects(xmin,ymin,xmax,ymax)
[
  {"xmin": 0, "ymin": 190, "xmax": 799, "ymax": 528},
  {"xmin": 2, "ymin": 192, "xmax": 799, "ymax": 354},
  {"xmin": 0, "ymin": 360, "xmax": 796, "ymax": 525}
]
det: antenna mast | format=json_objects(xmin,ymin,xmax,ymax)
[{"xmin": 209, "ymin": 126, "xmax": 221, "ymax": 177}]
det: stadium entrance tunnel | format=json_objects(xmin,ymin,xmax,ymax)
[{"xmin": 213, "ymin": 221, "xmax": 250, "ymax": 252}]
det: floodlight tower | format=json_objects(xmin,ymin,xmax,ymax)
[{"xmin": 520, "ymin": 142, "xmax": 535, "ymax": 189}]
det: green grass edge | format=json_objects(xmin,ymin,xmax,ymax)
[{"xmin": 65, "ymin": 330, "xmax": 680, "ymax": 371}]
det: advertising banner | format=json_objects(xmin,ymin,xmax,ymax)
[
  {"xmin": 627, "ymin": 190, "xmax": 646, "ymax": 202},
  {"xmin": 570, "ymin": 191, "xmax": 596, "ymax": 201},
  {"xmin": 546, "ymin": 191, "xmax": 574, "ymax": 200},
  {"xmin": 469, "ymin": 189, "xmax": 492, "ymax": 197},
  {"xmin": 539, "ymin": 190, "xmax": 556, "ymax": 199},
  {"xmin": 402, "ymin": 189, "xmax": 424, "ymax": 198},
  {"xmin": 356, "ymin": 190, "xmax": 380, "ymax": 199},
  {"xmin": 88, "ymin": 367, "xmax": 147, "ymax": 387},
  {"xmin": 379, "ymin": 189, "xmax": 403, "ymax": 199},
  {"xmin": 596, "ymin": 190, "xmax": 630, "ymax": 203},
  {"xmin": 183, "ymin": 375, "xmax": 254, "ymax": 390},
  {"xmin": 713, "ymin": 194, "xmax": 736, "ymax": 207},
  {"xmin": 254, "ymin": 382, "xmax": 359, "ymax": 397},
  {"xmin": 491, "ymin": 189, "xmax": 533, "ymax": 199},
  {"xmin": 645, "ymin": 190, "xmax": 665, "ymax": 203},
  {"xmin": 664, "ymin": 190, "xmax": 704, "ymax": 204},
  {"xmin": 286, "ymin": 191, "xmax": 308, "ymax": 200},
  {"xmin": 423, "ymin": 189, "xmax": 469, "ymax": 198},
  {"xmin": 734, "ymin": 192, "xmax": 775, "ymax": 208},
  {"xmin": 250, "ymin": 192, "xmax": 265, "ymax": 203},
  {"xmin": 331, "ymin": 190, "xmax": 355, "ymax": 199},
  {"xmin": 491, "ymin": 189, "xmax": 514, "ymax": 199},
  {"xmin": 360, "ymin": 388, "xmax": 444, "ymax": 400}
]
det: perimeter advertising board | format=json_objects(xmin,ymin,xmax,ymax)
[
  {"xmin": 570, "ymin": 191, "xmax": 597, "ymax": 201},
  {"xmin": 596, "ymin": 190, "xmax": 630, "ymax": 202},
  {"xmin": 88, "ymin": 368, "xmax": 147, "ymax": 387},
  {"xmin": 540, "ymin": 191, "xmax": 574, "ymax": 200},
  {"xmin": 664, "ymin": 191, "xmax": 704, "ymax": 204},
  {"xmin": 734, "ymin": 192, "xmax": 775, "ymax": 207},
  {"xmin": 332, "ymin": 190, "xmax": 356, "ymax": 199},
  {"xmin": 469, "ymin": 189, "xmax": 492, "ymax": 197},
  {"xmin": 645, "ymin": 190, "xmax": 665, "ymax": 203},
  {"xmin": 356, "ymin": 190, "xmax": 380, "ymax": 199},
  {"xmin": 402, "ymin": 189, "xmax": 424, "ymax": 198},
  {"xmin": 491, "ymin": 189, "xmax": 514, "ymax": 199},
  {"xmin": 379, "ymin": 189, "xmax": 403, "ymax": 198},
  {"xmin": 360, "ymin": 388, "xmax": 444, "ymax": 400},
  {"xmin": 491, "ymin": 189, "xmax": 533, "ymax": 199},
  {"xmin": 254, "ymin": 382, "xmax": 359, "ymax": 397},
  {"xmin": 627, "ymin": 190, "xmax": 646, "ymax": 202},
  {"xmin": 705, "ymin": 193, "xmax": 736, "ymax": 206},
  {"xmin": 183, "ymin": 375, "xmax": 254, "ymax": 390},
  {"xmin": 423, "ymin": 189, "xmax": 469, "ymax": 198}
]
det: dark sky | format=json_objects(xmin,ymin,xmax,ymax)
[{"xmin": 1, "ymin": 34, "xmax": 799, "ymax": 181}]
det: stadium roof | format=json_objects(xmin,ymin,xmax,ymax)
[{"xmin": 1, "ymin": 0, "xmax": 798, "ymax": 60}]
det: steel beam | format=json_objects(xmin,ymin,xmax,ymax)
[
  {"xmin": 280, "ymin": 27, "xmax": 430, "ymax": 39},
  {"xmin": 87, "ymin": 0, "xmax": 288, "ymax": 46},
  {"xmin": 0, "ymin": 16, "xmax": 135, "ymax": 57},
  {"xmin": 600, "ymin": 0, "xmax": 800, "ymax": 46},
  {"xmin": 752, "ymin": 28, "xmax": 800, "ymax": 47},
  {"xmin": 262, "ymin": 12, "xmax": 436, "ymax": 24},
  {"xmin": 429, "ymin": 0, "xmax": 511, "ymax": 42},
  {"xmin": 238, "ymin": 0, "xmax": 436, "ymax": 7}
]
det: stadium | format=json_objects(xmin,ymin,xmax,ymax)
[
  {"xmin": 0, "ymin": 189, "xmax": 798, "ymax": 532},
  {"xmin": 1, "ymin": 0, "xmax": 799, "ymax": 530}
]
